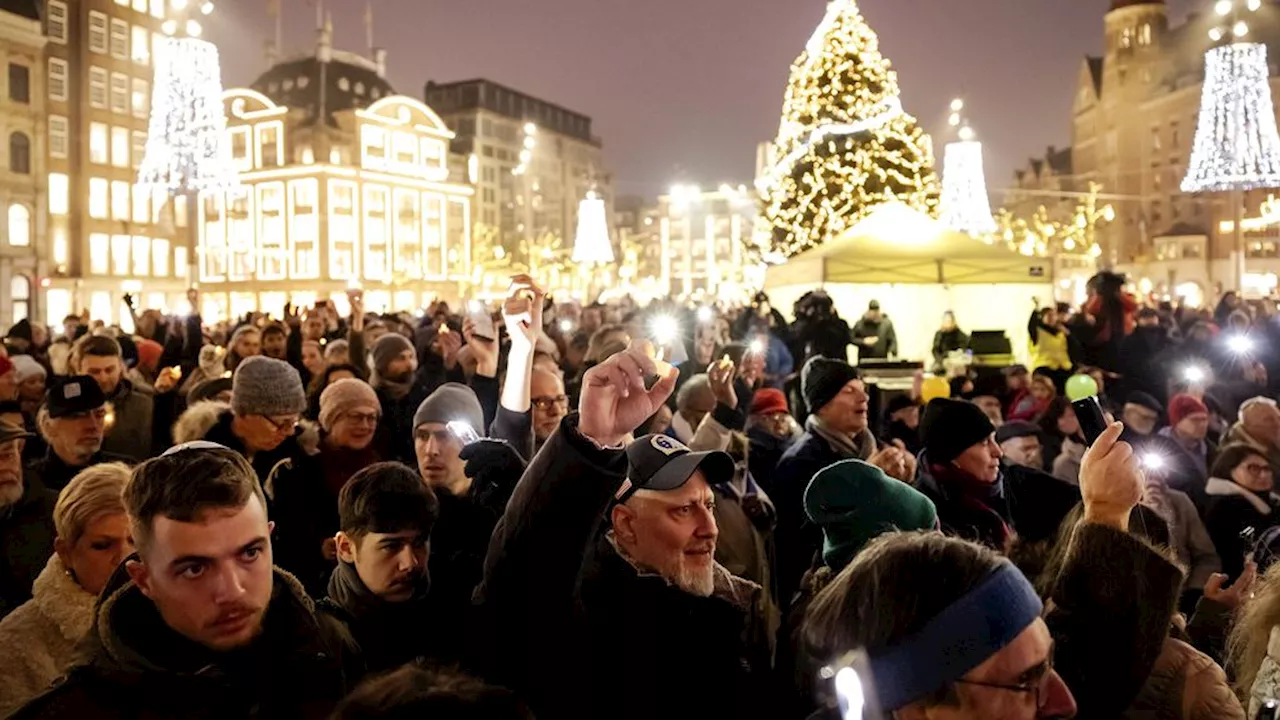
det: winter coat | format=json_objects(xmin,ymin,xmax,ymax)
[
  {"xmin": 931, "ymin": 327, "xmax": 969, "ymax": 372},
  {"xmin": 1151, "ymin": 488, "xmax": 1221, "ymax": 592},
  {"xmin": 1202, "ymin": 477, "xmax": 1280, "ymax": 581},
  {"xmin": 317, "ymin": 561, "xmax": 439, "ymax": 675},
  {"xmin": 0, "ymin": 475, "xmax": 57, "ymax": 619},
  {"xmin": 1029, "ymin": 312, "xmax": 1073, "ymax": 372},
  {"xmin": 7, "ymin": 565, "xmax": 361, "ymax": 720},
  {"xmin": 1125, "ymin": 636, "xmax": 1244, "ymax": 720},
  {"xmin": 101, "ymin": 380, "xmax": 154, "ymax": 460},
  {"xmin": 172, "ymin": 401, "xmax": 318, "ymax": 487},
  {"xmin": 0, "ymin": 555, "xmax": 95, "ymax": 716},
  {"xmin": 474, "ymin": 415, "xmax": 772, "ymax": 720},
  {"xmin": 25, "ymin": 449, "xmax": 135, "ymax": 493},
  {"xmin": 1247, "ymin": 626, "xmax": 1280, "ymax": 717},
  {"xmin": 851, "ymin": 315, "xmax": 898, "ymax": 360},
  {"xmin": 746, "ymin": 424, "xmax": 793, "ymax": 499}
]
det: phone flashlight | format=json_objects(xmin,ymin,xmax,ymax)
[
  {"xmin": 696, "ymin": 306, "xmax": 714, "ymax": 324},
  {"xmin": 447, "ymin": 420, "xmax": 481, "ymax": 446},
  {"xmin": 1142, "ymin": 453, "xmax": 1165, "ymax": 471},
  {"xmin": 1184, "ymin": 365, "xmax": 1206, "ymax": 384},
  {"xmin": 749, "ymin": 338, "xmax": 766, "ymax": 355},
  {"xmin": 823, "ymin": 650, "xmax": 884, "ymax": 720},
  {"xmin": 651, "ymin": 315, "xmax": 679, "ymax": 346},
  {"xmin": 559, "ymin": 318, "xmax": 574, "ymax": 333},
  {"xmin": 1228, "ymin": 335, "xmax": 1255, "ymax": 355}
]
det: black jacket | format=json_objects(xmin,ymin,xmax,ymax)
[
  {"xmin": 318, "ymin": 562, "xmax": 438, "ymax": 675},
  {"xmin": 0, "ymin": 473, "xmax": 56, "ymax": 619},
  {"xmin": 746, "ymin": 425, "xmax": 793, "ymax": 499},
  {"xmin": 9, "ymin": 565, "xmax": 361, "ymax": 720},
  {"xmin": 200, "ymin": 408, "xmax": 308, "ymax": 487},
  {"xmin": 474, "ymin": 415, "xmax": 771, "ymax": 720},
  {"xmin": 26, "ymin": 449, "xmax": 135, "ymax": 493},
  {"xmin": 1202, "ymin": 477, "xmax": 1280, "ymax": 581}
]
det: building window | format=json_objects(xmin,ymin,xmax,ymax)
[
  {"xmin": 132, "ymin": 131, "xmax": 146, "ymax": 168},
  {"xmin": 1139, "ymin": 23, "xmax": 1152, "ymax": 46},
  {"xmin": 8, "ymin": 64, "xmax": 28, "ymax": 104},
  {"xmin": 132, "ymin": 0, "xmax": 146, "ymax": 11},
  {"xmin": 363, "ymin": 185, "xmax": 389, "ymax": 281},
  {"xmin": 258, "ymin": 183, "xmax": 286, "ymax": 280},
  {"xmin": 111, "ymin": 73, "xmax": 129, "ymax": 114},
  {"xmin": 394, "ymin": 190, "xmax": 422, "ymax": 279},
  {"xmin": 132, "ymin": 236, "xmax": 149, "ymax": 276},
  {"xmin": 90, "ymin": 122, "xmax": 109, "ymax": 164},
  {"xmin": 112, "ymin": 181, "xmax": 130, "ymax": 220},
  {"xmin": 89, "ymin": 178, "xmax": 109, "ymax": 219},
  {"xmin": 89, "ymin": 67, "xmax": 108, "ymax": 108},
  {"xmin": 47, "ymin": 1, "xmax": 68, "ymax": 43},
  {"xmin": 226, "ymin": 188, "xmax": 253, "ymax": 278},
  {"xmin": 150, "ymin": 0, "xmax": 164, "ymax": 18},
  {"xmin": 362, "ymin": 125, "xmax": 386, "ymax": 167},
  {"xmin": 257, "ymin": 124, "xmax": 280, "ymax": 168},
  {"xmin": 7, "ymin": 204, "xmax": 29, "ymax": 246},
  {"xmin": 112, "ymin": 126, "xmax": 129, "ymax": 168},
  {"xmin": 111, "ymin": 235, "xmax": 130, "ymax": 275},
  {"xmin": 132, "ymin": 184, "xmax": 148, "ymax": 223},
  {"xmin": 131, "ymin": 78, "xmax": 148, "ymax": 117},
  {"xmin": 131, "ymin": 25, "xmax": 150, "ymax": 64},
  {"xmin": 110, "ymin": 19, "xmax": 128, "ymax": 59},
  {"xmin": 393, "ymin": 132, "xmax": 416, "ymax": 166},
  {"xmin": 289, "ymin": 179, "xmax": 319, "ymax": 278},
  {"xmin": 152, "ymin": 238, "xmax": 169, "ymax": 277},
  {"xmin": 48, "ymin": 59, "xmax": 68, "ymax": 101},
  {"xmin": 229, "ymin": 126, "xmax": 250, "ymax": 170},
  {"xmin": 89, "ymin": 234, "xmax": 109, "ymax": 274},
  {"xmin": 329, "ymin": 180, "xmax": 358, "ymax": 279},
  {"xmin": 201, "ymin": 193, "xmax": 226, "ymax": 280},
  {"xmin": 89, "ymin": 12, "xmax": 108, "ymax": 53},
  {"xmin": 49, "ymin": 173, "xmax": 68, "ymax": 215},
  {"xmin": 8, "ymin": 133, "xmax": 29, "ymax": 174},
  {"xmin": 10, "ymin": 275, "xmax": 29, "ymax": 323}
]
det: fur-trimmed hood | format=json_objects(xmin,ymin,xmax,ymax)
[{"xmin": 172, "ymin": 401, "xmax": 321, "ymax": 454}]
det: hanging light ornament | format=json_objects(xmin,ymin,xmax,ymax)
[
  {"xmin": 938, "ymin": 98, "xmax": 996, "ymax": 235},
  {"xmin": 572, "ymin": 190, "xmax": 614, "ymax": 264}
]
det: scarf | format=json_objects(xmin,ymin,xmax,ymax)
[
  {"xmin": 805, "ymin": 414, "xmax": 875, "ymax": 460},
  {"xmin": 326, "ymin": 560, "xmax": 432, "ymax": 617},
  {"xmin": 372, "ymin": 370, "xmax": 414, "ymax": 401},
  {"xmin": 927, "ymin": 461, "xmax": 1014, "ymax": 551}
]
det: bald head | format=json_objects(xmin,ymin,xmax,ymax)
[{"xmin": 531, "ymin": 368, "xmax": 567, "ymax": 442}]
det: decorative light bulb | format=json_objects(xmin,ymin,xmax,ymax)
[
  {"xmin": 1234, "ymin": 20, "xmax": 1249, "ymax": 37},
  {"xmin": 186, "ymin": 19, "xmax": 203, "ymax": 36},
  {"xmin": 1249, "ymin": 0, "xmax": 1263, "ymax": 10},
  {"xmin": 948, "ymin": 112, "xmax": 961, "ymax": 127},
  {"xmin": 162, "ymin": 19, "xmax": 177, "ymax": 35},
  {"xmin": 958, "ymin": 125, "xmax": 975, "ymax": 141},
  {"xmin": 1216, "ymin": 0, "xmax": 1234, "ymax": 15},
  {"xmin": 1209, "ymin": 27, "xmax": 1224, "ymax": 41},
  {"xmin": 949, "ymin": 98, "xmax": 964, "ymax": 112},
  {"xmin": 1102, "ymin": 205, "xmax": 1116, "ymax": 222},
  {"xmin": 201, "ymin": 1, "xmax": 214, "ymax": 14},
  {"xmin": 523, "ymin": 122, "xmax": 537, "ymax": 135},
  {"xmin": 172, "ymin": 0, "xmax": 189, "ymax": 9}
]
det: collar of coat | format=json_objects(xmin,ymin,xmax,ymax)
[
  {"xmin": 1205, "ymin": 477, "xmax": 1279, "ymax": 516},
  {"xmin": 602, "ymin": 531, "xmax": 760, "ymax": 614},
  {"xmin": 32, "ymin": 554, "xmax": 95, "ymax": 642}
]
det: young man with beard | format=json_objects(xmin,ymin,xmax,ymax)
[
  {"xmin": 0, "ymin": 421, "xmax": 55, "ymax": 619},
  {"xmin": 69, "ymin": 335, "xmax": 155, "ymax": 459},
  {"xmin": 320, "ymin": 462, "xmax": 440, "ymax": 673},
  {"xmin": 369, "ymin": 333, "xmax": 433, "ymax": 465},
  {"xmin": 29, "ymin": 377, "xmax": 133, "ymax": 491},
  {"xmin": 475, "ymin": 342, "xmax": 772, "ymax": 720},
  {"xmin": 9, "ymin": 444, "xmax": 360, "ymax": 719}
]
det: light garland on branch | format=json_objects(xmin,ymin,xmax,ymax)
[{"xmin": 1182, "ymin": 43, "xmax": 1280, "ymax": 191}]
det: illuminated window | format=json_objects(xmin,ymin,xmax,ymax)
[
  {"xmin": 132, "ymin": 131, "xmax": 146, "ymax": 168},
  {"xmin": 132, "ymin": 236, "xmax": 149, "ymax": 276},
  {"xmin": 132, "ymin": 184, "xmax": 148, "ymax": 223},
  {"xmin": 444, "ymin": 198, "xmax": 469, "ymax": 277},
  {"xmin": 112, "ymin": 126, "xmax": 129, "ymax": 168},
  {"xmin": 175, "ymin": 246, "xmax": 188, "ymax": 279},
  {"xmin": 423, "ymin": 195, "xmax": 445, "ymax": 276},
  {"xmin": 90, "ymin": 291, "xmax": 113, "ymax": 325},
  {"xmin": 49, "ymin": 116, "xmax": 68, "ymax": 158},
  {"xmin": 132, "ymin": 78, "xmax": 148, "ymax": 118},
  {"xmin": 362, "ymin": 126, "xmax": 386, "ymax": 167},
  {"xmin": 8, "ymin": 133, "xmax": 29, "ymax": 174},
  {"xmin": 89, "ymin": 12, "xmax": 108, "ymax": 54},
  {"xmin": 289, "ymin": 179, "xmax": 319, "ymax": 278},
  {"xmin": 393, "ymin": 189, "xmax": 421, "ymax": 279},
  {"xmin": 52, "ymin": 228, "xmax": 67, "ymax": 265},
  {"xmin": 1139, "ymin": 23, "xmax": 1152, "ymax": 46},
  {"xmin": 421, "ymin": 138, "xmax": 443, "ymax": 168},
  {"xmin": 111, "ymin": 73, "xmax": 129, "ymax": 114},
  {"xmin": 131, "ymin": 26, "xmax": 149, "ymax": 64},
  {"xmin": 89, "ymin": 178, "xmax": 109, "ymax": 218},
  {"xmin": 47, "ymin": 1, "xmax": 67, "ymax": 43},
  {"xmin": 363, "ymin": 185, "xmax": 389, "ymax": 281},
  {"xmin": 257, "ymin": 124, "xmax": 280, "ymax": 168},
  {"xmin": 328, "ymin": 180, "xmax": 358, "ymax": 278},
  {"xmin": 132, "ymin": 0, "xmax": 145, "ymax": 10},
  {"xmin": 229, "ymin": 126, "xmax": 251, "ymax": 170},
  {"xmin": 226, "ymin": 188, "xmax": 253, "ymax": 279},
  {"xmin": 48, "ymin": 59, "xmax": 68, "ymax": 101},
  {"xmin": 7, "ymin": 204, "xmax": 29, "ymax": 247},
  {"xmin": 49, "ymin": 173, "xmax": 68, "ymax": 215},
  {"xmin": 89, "ymin": 67, "xmax": 107, "ymax": 108},
  {"xmin": 257, "ymin": 183, "xmax": 286, "ymax": 280},
  {"xmin": 111, "ymin": 235, "xmax": 130, "ymax": 275},
  {"xmin": 110, "ymin": 19, "xmax": 128, "ymax": 59},
  {"xmin": 90, "ymin": 122, "xmax": 109, "ymax": 164},
  {"xmin": 89, "ymin": 234, "xmax": 110, "ymax": 274},
  {"xmin": 151, "ymin": 186, "xmax": 167, "ymax": 224},
  {"xmin": 393, "ymin": 132, "xmax": 416, "ymax": 166},
  {"xmin": 10, "ymin": 275, "xmax": 29, "ymax": 322},
  {"xmin": 150, "ymin": 0, "xmax": 163, "ymax": 18},
  {"xmin": 112, "ymin": 181, "xmax": 130, "ymax": 220},
  {"xmin": 201, "ymin": 193, "xmax": 226, "ymax": 280},
  {"xmin": 152, "ymin": 238, "xmax": 169, "ymax": 277}
]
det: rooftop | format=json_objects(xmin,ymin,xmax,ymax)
[{"xmin": 251, "ymin": 52, "xmax": 396, "ymax": 127}]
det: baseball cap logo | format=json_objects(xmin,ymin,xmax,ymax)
[
  {"xmin": 65, "ymin": 383, "xmax": 81, "ymax": 399},
  {"xmin": 650, "ymin": 435, "xmax": 686, "ymax": 456}
]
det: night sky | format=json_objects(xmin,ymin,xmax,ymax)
[{"xmin": 206, "ymin": 0, "xmax": 1202, "ymax": 198}]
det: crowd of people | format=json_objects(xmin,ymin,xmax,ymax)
[{"xmin": 2, "ymin": 270, "xmax": 1280, "ymax": 718}]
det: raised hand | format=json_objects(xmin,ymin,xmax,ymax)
[
  {"xmin": 464, "ymin": 317, "xmax": 498, "ymax": 377},
  {"xmin": 1202, "ymin": 560, "xmax": 1256, "ymax": 611},
  {"xmin": 579, "ymin": 341, "xmax": 678, "ymax": 448},
  {"xmin": 435, "ymin": 326, "xmax": 463, "ymax": 369},
  {"xmin": 707, "ymin": 355, "xmax": 737, "ymax": 409},
  {"xmin": 1079, "ymin": 422, "xmax": 1142, "ymax": 531},
  {"xmin": 504, "ymin": 273, "xmax": 546, "ymax": 353}
]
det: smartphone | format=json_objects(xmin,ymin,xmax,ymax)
[
  {"xmin": 825, "ymin": 650, "xmax": 884, "ymax": 720},
  {"xmin": 1257, "ymin": 699, "xmax": 1278, "ymax": 720},
  {"xmin": 1072, "ymin": 396, "xmax": 1109, "ymax": 446},
  {"xmin": 468, "ymin": 301, "xmax": 496, "ymax": 341},
  {"xmin": 447, "ymin": 420, "xmax": 481, "ymax": 446}
]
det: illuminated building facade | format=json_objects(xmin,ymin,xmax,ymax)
[
  {"xmin": 658, "ymin": 183, "xmax": 764, "ymax": 301},
  {"xmin": 0, "ymin": 0, "xmax": 43, "ymax": 328},
  {"xmin": 199, "ymin": 33, "xmax": 473, "ymax": 321}
]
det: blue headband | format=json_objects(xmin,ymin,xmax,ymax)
[{"xmin": 867, "ymin": 562, "xmax": 1043, "ymax": 711}]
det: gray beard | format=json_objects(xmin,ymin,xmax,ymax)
[{"xmin": 0, "ymin": 482, "xmax": 23, "ymax": 509}]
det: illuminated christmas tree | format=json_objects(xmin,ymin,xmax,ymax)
[
  {"xmin": 939, "ymin": 99, "xmax": 996, "ymax": 236},
  {"xmin": 759, "ymin": 0, "xmax": 939, "ymax": 257}
]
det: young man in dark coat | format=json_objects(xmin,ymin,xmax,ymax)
[
  {"xmin": 69, "ymin": 334, "xmax": 156, "ymax": 460},
  {"xmin": 0, "ymin": 420, "xmax": 55, "ymax": 619},
  {"xmin": 474, "ymin": 343, "xmax": 772, "ymax": 720},
  {"xmin": 9, "ymin": 444, "xmax": 360, "ymax": 719}
]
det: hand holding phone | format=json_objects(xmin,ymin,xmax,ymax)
[{"xmin": 468, "ymin": 301, "xmax": 496, "ymax": 341}]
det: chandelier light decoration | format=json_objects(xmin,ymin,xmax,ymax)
[
  {"xmin": 572, "ymin": 190, "xmax": 614, "ymax": 264},
  {"xmin": 938, "ymin": 98, "xmax": 996, "ymax": 235},
  {"xmin": 137, "ymin": 0, "xmax": 237, "ymax": 193}
]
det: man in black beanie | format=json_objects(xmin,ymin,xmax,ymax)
[
  {"xmin": 773, "ymin": 356, "xmax": 912, "ymax": 606},
  {"xmin": 916, "ymin": 398, "xmax": 1079, "ymax": 552}
]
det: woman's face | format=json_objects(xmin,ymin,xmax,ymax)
[
  {"xmin": 328, "ymin": 404, "xmax": 379, "ymax": 451},
  {"xmin": 1031, "ymin": 379, "xmax": 1054, "ymax": 402},
  {"xmin": 302, "ymin": 343, "xmax": 326, "ymax": 376},
  {"xmin": 1232, "ymin": 454, "xmax": 1275, "ymax": 493},
  {"xmin": 58, "ymin": 512, "xmax": 133, "ymax": 596},
  {"xmin": 1057, "ymin": 406, "xmax": 1080, "ymax": 437}
]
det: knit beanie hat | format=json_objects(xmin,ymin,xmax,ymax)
[
  {"xmin": 319, "ymin": 378, "xmax": 380, "ymax": 432},
  {"xmin": 995, "ymin": 420, "xmax": 1039, "ymax": 445},
  {"xmin": 804, "ymin": 459, "xmax": 938, "ymax": 572},
  {"xmin": 1168, "ymin": 394, "xmax": 1209, "ymax": 427},
  {"xmin": 412, "ymin": 382, "xmax": 484, "ymax": 437},
  {"xmin": 324, "ymin": 339, "xmax": 349, "ymax": 361},
  {"xmin": 10, "ymin": 354, "xmax": 45, "ymax": 382},
  {"xmin": 750, "ymin": 388, "xmax": 789, "ymax": 416},
  {"xmin": 801, "ymin": 356, "xmax": 861, "ymax": 414},
  {"xmin": 136, "ymin": 339, "xmax": 164, "ymax": 373},
  {"xmin": 1125, "ymin": 391, "xmax": 1163, "ymax": 415},
  {"xmin": 231, "ymin": 356, "xmax": 306, "ymax": 417},
  {"xmin": 371, "ymin": 333, "xmax": 414, "ymax": 376},
  {"xmin": 920, "ymin": 398, "xmax": 996, "ymax": 464},
  {"xmin": 5, "ymin": 319, "xmax": 31, "ymax": 342}
]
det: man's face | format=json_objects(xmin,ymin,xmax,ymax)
[
  {"xmin": 953, "ymin": 434, "xmax": 1003, "ymax": 484},
  {"xmin": 18, "ymin": 373, "xmax": 45, "ymax": 402},
  {"xmin": 386, "ymin": 349, "xmax": 417, "ymax": 382},
  {"xmin": 866, "ymin": 309, "xmax": 882, "ymax": 323},
  {"xmin": 1006, "ymin": 374, "xmax": 1028, "ymax": 393},
  {"xmin": 531, "ymin": 370, "xmax": 568, "ymax": 442},
  {"xmin": 0, "ymin": 438, "xmax": 24, "ymax": 507},
  {"xmin": 233, "ymin": 332, "xmax": 261, "ymax": 358},
  {"xmin": 758, "ymin": 411, "xmax": 792, "ymax": 439},
  {"xmin": 127, "ymin": 496, "xmax": 274, "ymax": 653},
  {"xmin": 974, "ymin": 397, "xmax": 1005, "ymax": 427},
  {"xmin": 1000, "ymin": 436, "xmax": 1042, "ymax": 469},
  {"xmin": 236, "ymin": 413, "xmax": 298, "ymax": 453},
  {"xmin": 1175, "ymin": 412, "xmax": 1209, "ymax": 442},
  {"xmin": 903, "ymin": 619, "xmax": 1075, "ymax": 720},
  {"xmin": 261, "ymin": 333, "xmax": 287, "ymax": 360},
  {"xmin": 303, "ymin": 316, "xmax": 325, "ymax": 341},
  {"xmin": 62, "ymin": 321, "xmax": 78, "ymax": 339},
  {"xmin": 816, "ymin": 379, "xmax": 870, "ymax": 436},
  {"xmin": 1246, "ymin": 404, "xmax": 1280, "ymax": 447},
  {"xmin": 80, "ymin": 354, "xmax": 123, "ymax": 394},
  {"xmin": 612, "ymin": 472, "xmax": 718, "ymax": 597},
  {"xmin": 339, "ymin": 530, "xmax": 428, "ymax": 603},
  {"xmin": 1122, "ymin": 404, "xmax": 1159, "ymax": 436},
  {"xmin": 414, "ymin": 423, "xmax": 466, "ymax": 491},
  {"xmin": 48, "ymin": 408, "xmax": 107, "ymax": 464}
]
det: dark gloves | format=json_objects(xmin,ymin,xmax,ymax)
[{"xmin": 460, "ymin": 438, "xmax": 527, "ymax": 513}]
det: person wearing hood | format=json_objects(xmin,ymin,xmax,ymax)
[
  {"xmin": 30, "ymin": 377, "xmax": 134, "ymax": 492},
  {"xmin": 916, "ymin": 398, "xmax": 1080, "ymax": 553},
  {"xmin": 774, "ymin": 356, "xmax": 912, "ymax": 607},
  {"xmin": 7, "ymin": 445, "xmax": 360, "ymax": 720},
  {"xmin": 369, "ymin": 332, "xmax": 439, "ymax": 465},
  {"xmin": 851, "ymin": 300, "xmax": 898, "ymax": 361},
  {"xmin": 0, "ymin": 463, "xmax": 132, "ymax": 715},
  {"xmin": 69, "ymin": 335, "xmax": 155, "ymax": 459},
  {"xmin": 1204, "ymin": 444, "xmax": 1280, "ymax": 581},
  {"xmin": 319, "ymin": 462, "xmax": 440, "ymax": 674}
]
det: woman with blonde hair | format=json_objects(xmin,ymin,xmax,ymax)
[
  {"xmin": 1230, "ymin": 562, "xmax": 1280, "ymax": 716},
  {"xmin": 0, "ymin": 462, "xmax": 132, "ymax": 714}
]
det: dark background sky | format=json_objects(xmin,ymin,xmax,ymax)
[{"xmin": 206, "ymin": 0, "xmax": 1201, "ymax": 198}]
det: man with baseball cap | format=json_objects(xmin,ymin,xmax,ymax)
[
  {"xmin": 29, "ymin": 377, "xmax": 133, "ymax": 491},
  {"xmin": 476, "ymin": 342, "xmax": 771, "ymax": 720},
  {"xmin": 0, "ymin": 420, "xmax": 55, "ymax": 618}
]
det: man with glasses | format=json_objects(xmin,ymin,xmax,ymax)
[
  {"xmin": 529, "ymin": 368, "xmax": 568, "ymax": 452},
  {"xmin": 30, "ymin": 377, "xmax": 133, "ymax": 491}
]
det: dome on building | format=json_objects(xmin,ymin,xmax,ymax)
[{"xmin": 250, "ymin": 50, "xmax": 395, "ymax": 127}]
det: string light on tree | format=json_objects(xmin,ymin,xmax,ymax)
[
  {"xmin": 759, "ymin": 0, "xmax": 939, "ymax": 258},
  {"xmin": 938, "ymin": 98, "xmax": 996, "ymax": 236}
]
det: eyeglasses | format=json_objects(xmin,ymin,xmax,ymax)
[
  {"xmin": 1245, "ymin": 463, "xmax": 1274, "ymax": 476},
  {"xmin": 259, "ymin": 415, "xmax": 299, "ymax": 433},
  {"xmin": 532, "ymin": 395, "xmax": 569, "ymax": 411},
  {"xmin": 953, "ymin": 652, "xmax": 1055, "ymax": 709},
  {"xmin": 341, "ymin": 411, "xmax": 380, "ymax": 426}
]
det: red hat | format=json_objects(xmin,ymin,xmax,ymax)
[
  {"xmin": 0, "ymin": 355, "xmax": 12, "ymax": 377},
  {"xmin": 1168, "ymin": 393, "xmax": 1209, "ymax": 427},
  {"xmin": 751, "ymin": 388, "xmax": 789, "ymax": 416},
  {"xmin": 136, "ymin": 339, "xmax": 164, "ymax": 373}
]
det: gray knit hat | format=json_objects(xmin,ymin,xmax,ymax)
[
  {"xmin": 413, "ymin": 382, "xmax": 484, "ymax": 437},
  {"xmin": 232, "ymin": 356, "xmax": 306, "ymax": 417},
  {"xmin": 371, "ymin": 333, "xmax": 414, "ymax": 375}
]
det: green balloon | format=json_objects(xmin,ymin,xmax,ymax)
[{"xmin": 1065, "ymin": 374, "xmax": 1099, "ymax": 402}]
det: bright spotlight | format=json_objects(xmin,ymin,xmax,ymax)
[
  {"xmin": 696, "ymin": 306, "xmax": 714, "ymax": 324},
  {"xmin": 651, "ymin": 315, "xmax": 679, "ymax": 346},
  {"xmin": 1183, "ymin": 365, "xmax": 1206, "ymax": 383},
  {"xmin": 1228, "ymin": 334, "xmax": 1255, "ymax": 354}
]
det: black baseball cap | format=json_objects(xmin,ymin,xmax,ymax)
[
  {"xmin": 45, "ymin": 376, "xmax": 107, "ymax": 419},
  {"xmin": 616, "ymin": 434, "xmax": 735, "ymax": 503}
]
